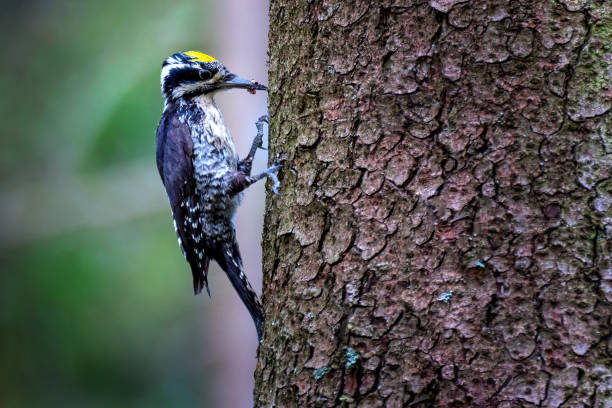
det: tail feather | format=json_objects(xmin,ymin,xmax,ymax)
[
  {"xmin": 215, "ymin": 241, "xmax": 264, "ymax": 340},
  {"xmin": 191, "ymin": 256, "xmax": 211, "ymax": 296}
]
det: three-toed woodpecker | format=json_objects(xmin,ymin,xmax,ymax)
[{"xmin": 156, "ymin": 51, "xmax": 281, "ymax": 339}]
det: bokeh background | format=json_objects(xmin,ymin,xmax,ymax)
[{"xmin": 0, "ymin": 0, "xmax": 268, "ymax": 406}]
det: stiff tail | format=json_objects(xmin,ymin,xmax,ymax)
[
  {"xmin": 215, "ymin": 241, "xmax": 264, "ymax": 340},
  {"xmin": 191, "ymin": 256, "xmax": 210, "ymax": 296}
]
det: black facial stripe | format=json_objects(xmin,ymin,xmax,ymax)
[
  {"xmin": 161, "ymin": 60, "xmax": 227, "ymax": 98},
  {"xmin": 163, "ymin": 66, "xmax": 202, "ymax": 95}
]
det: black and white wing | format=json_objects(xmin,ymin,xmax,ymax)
[{"xmin": 156, "ymin": 105, "xmax": 209, "ymax": 294}]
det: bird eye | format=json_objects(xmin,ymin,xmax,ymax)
[{"xmin": 199, "ymin": 70, "xmax": 212, "ymax": 81}]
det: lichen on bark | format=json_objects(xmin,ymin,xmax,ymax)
[{"xmin": 255, "ymin": 1, "xmax": 612, "ymax": 407}]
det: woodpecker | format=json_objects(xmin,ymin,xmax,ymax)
[{"xmin": 156, "ymin": 51, "xmax": 281, "ymax": 340}]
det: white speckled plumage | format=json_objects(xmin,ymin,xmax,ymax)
[
  {"xmin": 155, "ymin": 51, "xmax": 277, "ymax": 340},
  {"xmin": 175, "ymin": 94, "xmax": 242, "ymax": 244}
]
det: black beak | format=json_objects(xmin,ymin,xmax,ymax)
[{"xmin": 222, "ymin": 74, "xmax": 267, "ymax": 91}]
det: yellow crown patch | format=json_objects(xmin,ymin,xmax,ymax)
[{"xmin": 184, "ymin": 51, "xmax": 216, "ymax": 63}]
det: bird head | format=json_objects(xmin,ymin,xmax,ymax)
[{"xmin": 160, "ymin": 51, "xmax": 267, "ymax": 100}]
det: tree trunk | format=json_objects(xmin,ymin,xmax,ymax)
[{"xmin": 256, "ymin": 1, "xmax": 611, "ymax": 406}]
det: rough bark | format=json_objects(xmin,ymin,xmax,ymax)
[{"xmin": 256, "ymin": 1, "xmax": 611, "ymax": 407}]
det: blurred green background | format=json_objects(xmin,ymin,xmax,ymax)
[{"xmin": 0, "ymin": 0, "xmax": 269, "ymax": 406}]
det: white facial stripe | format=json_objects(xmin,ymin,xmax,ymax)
[
  {"xmin": 161, "ymin": 63, "xmax": 188, "ymax": 85},
  {"xmin": 172, "ymin": 82, "xmax": 205, "ymax": 99},
  {"xmin": 162, "ymin": 60, "xmax": 225, "ymax": 100},
  {"xmin": 212, "ymin": 71, "xmax": 223, "ymax": 82}
]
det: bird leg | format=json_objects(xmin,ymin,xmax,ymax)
[
  {"xmin": 246, "ymin": 161, "xmax": 283, "ymax": 195},
  {"xmin": 229, "ymin": 156, "xmax": 284, "ymax": 196},
  {"xmin": 232, "ymin": 115, "xmax": 284, "ymax": 195},
  {"xmin": 238, "ymin": 115, "xmax": 268, "ymax": 176}
]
